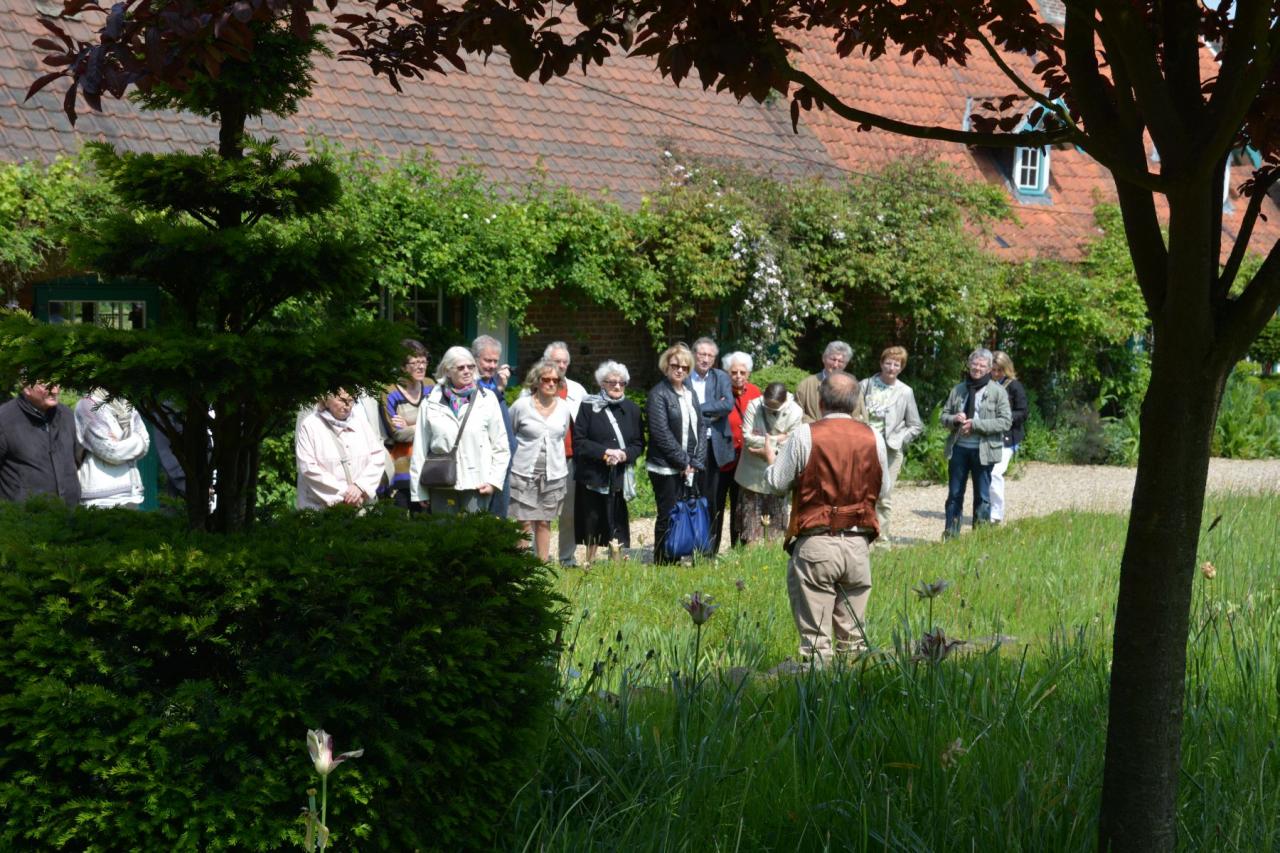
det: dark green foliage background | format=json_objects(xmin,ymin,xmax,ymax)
[{"xmin": 0, "ymin": 503, "xmax": 564, "ymax": 851}]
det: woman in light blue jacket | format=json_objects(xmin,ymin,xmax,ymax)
[{"xmin": 940, "ymin": 348, "xmax": 1011, "ymax": 539}]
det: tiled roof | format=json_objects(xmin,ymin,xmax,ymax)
[
  {"xmin": 3, "ymin": 2, "xmax": 1277, "ymax": 263},
  {"xmin": 788, "ymin": 22, "xmax": 1280, "ymax": 262},
  {"xmin": 0, "ymin": 8, "xmax": 841, "ymax": 208}
]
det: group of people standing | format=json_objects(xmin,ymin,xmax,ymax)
[{"xmin": 293, "ymin": 334, "xmax": 1029, "ymax": 569}]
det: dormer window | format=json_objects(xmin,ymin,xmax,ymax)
[{"xmin": 1015, "ymin": 146, "xmax": 1050, "ymax": 195}]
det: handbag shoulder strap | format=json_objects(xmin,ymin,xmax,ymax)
[{"xmin": 447, "ymin": 386, "xmax": 480, "ymax": 458}]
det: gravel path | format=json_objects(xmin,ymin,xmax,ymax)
[{"xmin": 606, "ymin": 459, "xmax": 1280, "ymax": 560}]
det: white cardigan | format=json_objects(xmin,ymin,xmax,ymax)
[
  {"xmin": 508, "ymin": 396, "xmax": 571, "ymax": 480},
  {"xmin": 409, "ymin": 386, "xmax": 511, "ymax": 500},
  {"xmin": 295, "ymin": 408, "xmax": 387, "ymax": 510},
  {"xmin": 75, "ymin": 397, "xmax": 151, "ymax": 508}
]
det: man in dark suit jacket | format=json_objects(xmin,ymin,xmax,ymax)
[
  {"xmin": 686, "ymin": 336, "xmax": 734, "ymax": 553},
  {"xmin": 0, "ymin": 379, "xmax": 81, "ymax": 507}
]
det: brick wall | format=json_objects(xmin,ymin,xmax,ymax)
[
  {"xmin": 519, "ymin": 292, "xmax": 662, "ymax": 389},
  {"xmin": 517, "ymin": 292, "xmax": 726, "ymax": 388}
]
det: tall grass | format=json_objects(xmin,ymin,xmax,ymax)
[{"xmin": 508, "ymin": 493, "xmax": 1280, "ymax": 851}]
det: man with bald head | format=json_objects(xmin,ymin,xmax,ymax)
[{"xmin": 764, "ymin": 371, "xmax": 887, "ymax": 663}]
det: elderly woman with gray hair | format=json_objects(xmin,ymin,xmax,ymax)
[
  {"xmin": 572, "ymin": 360, "xmax": 645, "ymax": 563},
  {"xmin": 940, "ymin": 347, "xmax": 1012, "ymax": 539},
  {"xmin": 410, "ymin": 345, "xmax": 511, "ymax": 515},
  {"xmin": 719, "ymin": 350, "xmax": 761, "ymax": 547}
]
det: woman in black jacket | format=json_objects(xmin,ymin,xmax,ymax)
[
  {"xmin": 574, "ymin": 360, "xmax": 646, "ymax": 563},
  {"xmin": 646, "ymin": 343, "xmax": 707, "ymax": 563},
  {"xmin": 990, "ymin": 350, "xmax": 1029, "ymax": 524}
]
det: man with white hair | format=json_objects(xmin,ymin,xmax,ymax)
[
  {"xmin": 473, "ymin": 334, "xmax": 516, "ymax": 517},
  {"xmin": 523, "ymin": 342, "xmax": 588, "ymax": 566},
  {"xmin": 796, "ymin": 341, "xmax": 855, "ymax": 423},
  {"xmin": 688, "ymin": 336, "xmax": 734, "ymax": 554}
]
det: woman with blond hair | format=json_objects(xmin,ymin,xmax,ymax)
[
  {"xmin": 858, "ymin": 345, "xmax": 923, "ymax": 545},
  {"xmin": 646, "ymin": 343, "xmax": 707, "ymax": 563},
  {"xmin": 989, "ymin": 350, "xmax": 1028, "ymax": 524},
  {"xmin": 508, "ymin": 359, "xmax": 572, "ymax": 560}
]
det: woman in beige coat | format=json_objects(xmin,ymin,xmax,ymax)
[
  {"xmin": 733, "ymin": 382, "xmax": 804, "ymax": 544},
  {"xmin": 858, "ymin": 346, "xmax": 924, "ymax": 544}
]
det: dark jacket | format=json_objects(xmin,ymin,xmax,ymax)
[
  {"xmin": 1003, "ymin": 379, "xmax": 1029, "ymax": 447},
  {"xmin": 0, "ymin": 396, "xmax": 82, "ymax": 506},
  {"xmin": 685, "ymin": 367, "xmax": 736, "ymax": 467},
  {"xmin": 573, "ymin": 397, "xmax": 645, "ymax": 491},
  {"xmin": 646, "ymin": 380, "xmax": 707, "ymax": 472}
]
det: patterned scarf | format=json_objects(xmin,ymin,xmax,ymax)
[{"xmin": 442, "ymin": 383, "xmax": 476, "ymax": 415}]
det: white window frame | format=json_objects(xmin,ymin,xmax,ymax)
[{"xmin": 1014, "ymin": 146, "xmax": 1050, "ymax": 195}]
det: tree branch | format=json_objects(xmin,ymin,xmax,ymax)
[
  {"xmin": 1113, "ymin": 176, "xmax": 1170, "ymax": 314},
  {"xmin": 1200, "ymin": 0, "xmax": 1279, "ymax": 179},
  {"xmin": 1093, "ymin": 0, "xmax": 1186, "ymax": 157},
  {"xmin": 778, "ymin": 63, "xmax": 1070, "ymax": 149},
  {"xmin": 1219, "ymin": 236, "xmax": 1280, "ymax": 365},
  {"xmin": 952, "ymin": 6, "xmax": 1081, "ymax": 137},
  {"xmin": 1058, "ymin": 2, "xmax": 1167, "ymax": 195},
  {"xmin": 1217, "ymin": 167, "xmax": 1280, "ymax": 300}
]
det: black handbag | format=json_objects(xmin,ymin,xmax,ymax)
[{"xmin": 418, "ymin": 387, "xmax": 478, "ymax": 489}]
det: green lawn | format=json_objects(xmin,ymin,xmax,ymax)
[{"xmin": 506, "ymin": 493, "xmax": 1280, "ymax": 851}]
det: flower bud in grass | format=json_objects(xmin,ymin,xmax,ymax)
[
  {"xmin": 913, "ymin": 579, "xmax": 951, "ymax": 599},
  {"xmin": 1200, "ymin": 561, "xmax": 1217, "ymax": 580},
  {"xmin": 681, "ymin": 591, "xmax": 719, "ymax": 625},
  {"xmin": 735, "ymin": 578, "xmax": 746, "ymax": 592}
]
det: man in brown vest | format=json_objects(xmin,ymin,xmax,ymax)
[{"xmin": 764, "ymin": 371, "xmax": 887, "ymax": 662}]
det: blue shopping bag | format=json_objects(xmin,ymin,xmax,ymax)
[{"xmin": 663, "ymin": 485, "xmax": 713, "ymax": 559}]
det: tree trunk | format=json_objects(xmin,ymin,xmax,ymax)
[
  {"xmin": 210, "ymin": 407, "xmax": 254, "ymax": 534},
  {"xmin": 1098, "ymin": 183, "xmax": 1227, "ymax": 850}
]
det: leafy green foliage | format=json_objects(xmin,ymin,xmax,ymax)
[
  {"xmin": 130, "ymin": 24, "xmax": 324, "ymax": 123},
  {"xmin": 998, "ymin": 205, "xmax": 1151, "ymax": 417},
  {"xmin": 1248, "ymin": 315, "xmax": 1280, "ymax": 372},
  {"xmin": 831, "ymin": 163, "xmax": 1011, "ymax": 404},
  {"xmin": 1212, "ymin": 371, "xmax": 1280, "ymax": 458},
  {"xmin": 0, "ymin": 504, "xmax": 563, "ymax": 851},
  {"xmin": 749, "ymin": 363, "xmax": 811, "ymax": 392},
  {"xmin": 0, "ymin": 156, "xmax": 116, "ymax": 296}
]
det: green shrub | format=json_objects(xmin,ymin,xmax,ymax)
[
  {"xmin": 0, "ymin": 503, "xmax": 564, "ymax": 851},
  {"xmin": 751, "ymin": 363, "xmax": 811, "ymax": 393},
  {"xmin": 1213, "ymin": 371, "xmax": 1280, "ymax": 458},
  {"xmin": 900, "ymin": 404, "xmax": 949, "ymax": 483},
  {"xmin": 1248, "ymin": 316, "xmax": 1280, "ymax": 373}
]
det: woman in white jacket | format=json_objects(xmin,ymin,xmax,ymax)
[
  {"xmin": 733, "ymin": 382, "xmax": 804, "ymax": 544},
  {"xmin": 295, "ymin": 389, "xmax": 387, "ymax": 510},
  {"xmin": 410, "ymin": 346, "xmax": 512, "ymax": 515},
  {"xmin": 76, "ymin": 389, "xmax": 152, "ymax": 508}
]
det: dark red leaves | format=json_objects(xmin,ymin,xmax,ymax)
[{"xmin": 25, "ymin": 70, "xmax": 66, "ymax": 101}]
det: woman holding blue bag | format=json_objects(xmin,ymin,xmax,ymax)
[{"xmin": 646, "ymin": 343, "xmax": 707, "ymax": 564}]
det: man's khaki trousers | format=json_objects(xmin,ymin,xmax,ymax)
[{"xmin": 786, "ymin": 533, "xmax": 873, "ymax": 661}]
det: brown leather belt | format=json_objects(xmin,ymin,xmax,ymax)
[{"xmin": 796, "ymin": 526, "xmax": 874, "ymax": 538}]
